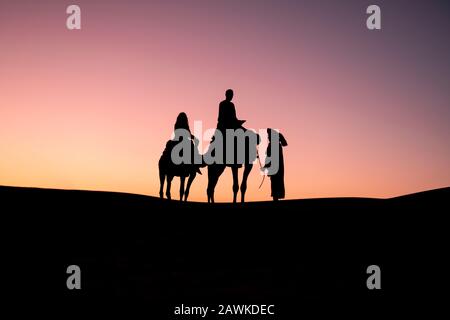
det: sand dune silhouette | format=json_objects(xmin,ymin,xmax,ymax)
[{"xmin": 2, "ymin": 185, "xmax": 448, "ymax": 315}]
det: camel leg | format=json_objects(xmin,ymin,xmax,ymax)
[
  {"xmin": 240, "ymin": 164, "xmax": 253, "ymax": 203},
  {"xmin": 179, "ymin": 176, "xmax": 185, "ymax": 201},
  {"xmin": 207, "ymin": 165, "xmax": 225, "ymax": 203},
  {"xmin": 166, "ymin": 175, "xmax": 173, "ymax": 200},
  {"xmin": 184, "ymin": 173, "xmax": 196, "ymax": 201},
  {"xmin": 207, "ymin": 179, "xmax": 215, "ymax": 203},
  {"xmin": 232, "ymin": 166, "xmax": 239, "ymax": 203},
  {"xmin": 207, "ymin": 166, "xmax": 217, "ymax": 203},
  {"xmin": 207, "ymin": 166, "xmax": 214, "ymax": 203},
  {"xmin": 159, "ymin": 167, "xmax": 165, "ymax": 199}
]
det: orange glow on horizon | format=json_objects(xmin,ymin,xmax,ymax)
[{"xmin": 1, "ymin": 1, "xmax": 449, "ymax": 202}]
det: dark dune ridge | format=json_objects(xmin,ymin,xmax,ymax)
[
  {"xmin": 2, "ymin": 185, "xmax": 448, "ymax": 316},
  {"xmin": 2, "ymin": 184, "xmax": 449, "ymax": 207}
]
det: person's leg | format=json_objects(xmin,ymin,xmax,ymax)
[
  {"xmin": 279, "ymin": 171, "xmax": 285, "ymax": 199},
  {"xmin": 271, "ymin": 174, "xmax": 283, "ymax": 200},
  {"xmin": 270, "ymin": 176, "xmax": 276, "ymax": 201}
]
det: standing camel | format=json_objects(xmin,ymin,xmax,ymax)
[
  {"xmin": 158, "ymin": 138, "xmax": 201, "ymax": 201},
  {"xmin": 206, "ymin": 128, "xmax": 260, "ymax": 203},
  {"xmin": 158, "ymin": 112, "xmax": 203, "ymax": 201}
]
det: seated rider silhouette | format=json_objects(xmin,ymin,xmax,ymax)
[
  {"xmin": 160, "ymin": 112, "xmax": 202, "ymax": 176},
  {"xmin": 213, "ymin": 89, "xmax": 246, "ymax": 166},
  {"xmin": 217, "ymin": 89, "xmax": 246, "ymax": 131}
]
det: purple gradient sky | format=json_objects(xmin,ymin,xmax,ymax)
[{"xmin": 1, "ymin": 0, "xmax": 449, "ymax": 201}]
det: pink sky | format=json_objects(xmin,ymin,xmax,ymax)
[{"xmin": 1, "ymin": 0, "xmax": 449, "ymax": 201}]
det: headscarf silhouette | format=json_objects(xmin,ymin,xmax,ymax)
[{"xmin": 174, "ymin": 112, "xmax": 191, "ymax": 133}]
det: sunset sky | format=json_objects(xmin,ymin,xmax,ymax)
[{"xmin": 1, "ymin": 0, "xmax": 449, "ymax": 202}]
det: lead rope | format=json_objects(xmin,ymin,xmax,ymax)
[{"xmin": 256, "ymin": 148, "xmax": 266, "ymax": 189}]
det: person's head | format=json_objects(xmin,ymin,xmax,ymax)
[
  {"xmin": 174, "ymin": 112, "xmax": 190, "ymax": 132},
  {"xmin": 225, "ymin": 89, "xmax": 234, "ymax": 101},
  {"xmin": 267, "ymin": 128, "xmax": 288, "ymax": 146}
]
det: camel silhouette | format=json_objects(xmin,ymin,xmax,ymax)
[
  {"xmin": 206, "ymin": 127, "xmax": 261, "ymax": 203},
  {"xmin": 158, "ymin": 113, "xmax": 203, "ymax": 201},
  {"xmin": 158, "ymin": 140, "xmax": 202, "ymax": 201}
]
